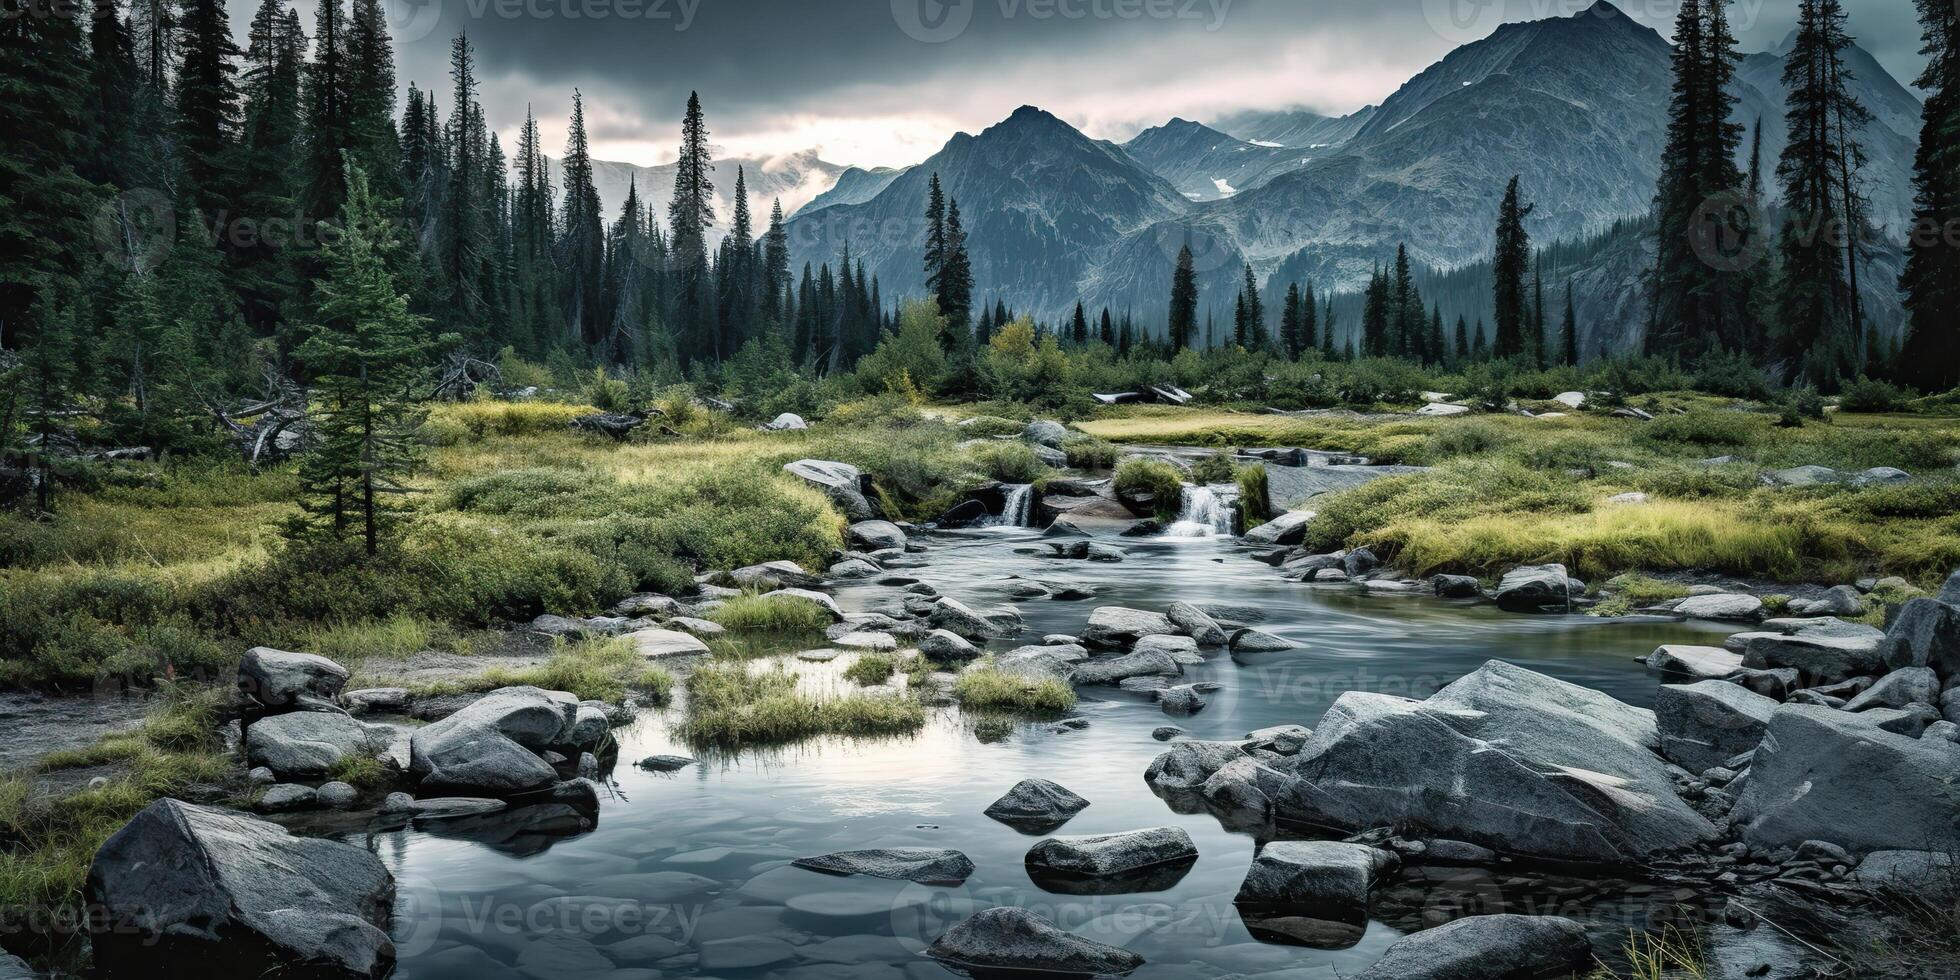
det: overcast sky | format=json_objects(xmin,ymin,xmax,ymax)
[{"xmin": 240, "ymin": 0, "xmax": 1928, "ymax": 172}]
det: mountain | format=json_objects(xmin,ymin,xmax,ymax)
[
  {"xmin": 782, "ymin": 106, "xmax": 1191, "ymax": 321},
  {"xmin": 565, "ymin": 149, "xmax": 854, "ymax": 241},
  {"xmin": 801, "ymin": 165, "xmax": 909, "ymax": 214},
  {"xmin": 1120, "ymin": 118, "xmax": 1312, "ymax": 201},
  {"xmin": 1211, "ymin": 106, "xmax": 1377, "ymax": 149}
]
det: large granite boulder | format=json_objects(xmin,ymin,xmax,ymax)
[
  {"xmin": 1081, "ymin": 606, "xmax": 1179, "ymax": 648},
  {"xmin": 927, "ymin": 908, "xmax": 1143, "ymax": 976},
  {"xmin": 1235, "ymin": 840, "xmax": 1398, "ymax": 907},
  {"xmin": 1274, "ymin": 660, "xmax": 1718, "ymax": 864},
  {"xmin": 929, "ymin": 596, "xmax": 1009, "ymax": 640},
  {"xmin": 1673, "ymin": 593, "xmax": 1765, "ymax": 622},
  {"xmin": 784, "ymin": 459, "xmax": 875, "ymax": 521},
  {"xmin": 1351, "ymin": 914, "xmax": 1593, "ymax": 980},
  {"xmin": 1734, "ymin": 704, "xmax": 1960, "ymax": 856},
  {"xmin": 984, "ymin": 779, "xmax": 1090, "ymax": 833},
  {"xmin": 1144, "ymin": 739, "xmax": 1251, "ymax": 794},
  {"xmin": 236, "ymin": 647, "xmax": 349, "ymax": 714},
  {"xmin": 1167, "ymin": 601, "xmax": 1230, "ymax": 646},
  {"xmin": 1656, "ymin": 680, "xmax": 1780, "ymax": 773},
  {"xmin": 727, "ymin": 560, "xmax": 822, "ymax": 590},
  {"xmin": 1645, "ymin": 644, "xmax": 1744, "ymax": 680},
  {"xmin": 1025, "ymin": 827, "xmax": 1197, "ymax": 879},
  {"xmin": 791, "ymin": 848, "xmax": 974, "ymax": 884},
  {"xmin": 919, "ymin": 629, "xmax": 981, "ymax": 662},
  {"xmin": 1879, "ymin": 597, "xmax": 1960, "ymax": 676},
  {"xmin": 86, "ymin": 800, "xmax": 394, "ymax": 978},
  {"xmin": 1492, "ymin": 564, "xmax": 1578, "ymax": 612},
  {"xmin": 408, "ymin": 687, "xmax": 580, "ymax": 796},
  {"xmin": 1742, "ymin": 631, "xmax": 1884, "ymax": 683},
  {"xmin": 1022, "ymin": 419, "xmax": 1069, "ymax": 448},
  {"xmin": 244, "ymin": 711, "xmax": 373, "ymax": 778},
  {"xmin": 1844, "ymin": 667, "xmax": 1940, "ymax": 712},
  {"xmin": 1069, "ymin": 649, "xmax": 1181, "ymax": 686},
  {"xmin": 1242, "ymin": 511, "xmax": 1312, "ymax": 547},
  {"xmin": 846, "ymin": 520, "xmax": 907, "ymax": 552}
]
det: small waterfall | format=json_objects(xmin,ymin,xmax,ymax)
[
  {"xmin": 1165, "ymin": 483, "xmax": 1239, "ymax": 537},
  {"xmin": 990, "ymin": 484, "xmax": 1035, "ymax": 528}
]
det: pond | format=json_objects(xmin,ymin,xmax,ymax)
[{"xmin": 368, "ymin": 528, "xmax": 1733, "ymax": 979}]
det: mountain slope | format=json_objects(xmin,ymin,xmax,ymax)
[
  {"xmin": 1120, "ymin": 118, "xmax": 1312, "ymax": 201},
  {"xmin": 801, "ymin": 165, "xmax": 909, "ymax": 214},
  {"xmin": 567, "ymin": 150, "xmax": 853, "ymax": 240},
  {"xmin": 1211, "ymin": 106, "xmax": 1377, "ymax": 149}
]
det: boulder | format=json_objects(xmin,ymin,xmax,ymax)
[
  {"xmin": 86, "ymin": 800, "xmax": 395, "ymax": 978},
  {"xmin": 244, "ymin": 711, "xmax": 373, "ymax": 778},
  {"xmin": 1656, "ymin": 680, "xmax": 1780, "ymax": 773},
  {"xmin": 1855, "ymin": 850, "xmax": 1958, "ymax": 894},
  {"xmin": 408, "ymin": 687, "xmax": 577, "ymax": 796},
  {"xmin": 614, "ymin": 593, "xmax": 683, "ymax": 617},
  {"xmin": 1245, "ymin": 725, "xmax": 1314, "ymax": 755},
  {"xmin": 1351, "ymin": 915, "xmax": 1593, "ymax": 980},
  {"xmin": 1727, "ymin": 667, "xmax": 1800, "ymax": 700},
  {"xmin": 765, "ymin": 588, "xmax": 846, "ymax": 622},
  {"xmin": 791, "ymin": 848, "xmax": 974, "ymax": 884},
  {"xmin": 1790, "ymin": 585, "xmax": 1866, "ymax": 618},
  {"xmin": 667, "ymin": 616, "xmax": 726, "ymax": 640},
  {"xmin": 1132, "ymin": 634, "xmax": 1201, "ymax": 662},
  {"xmin": 316, "ymin": 782, "xmax": 358, "ymax": 810},
  {"xmin": 1843, "ymin": 667, "xmax": 1940, "ymax": 712},
  {"xmin": 1764, "ymin": 465, "xmax": 1839, "ymax": 487},
  {"xmin": 1853, "ymin": 466, "xmax": 1913, "ymax": 486},
  {"xmin": 760, "ymin": 412, "xmax": 807, "ymax": 431},
  {"xmin": 984, "ymin": 779, "xmax": 1090, "ymax": 832},
  {"xmin": 1086, "ymin": 543, "xmax": 1127, "ymax": 562},
  {"xmin": 783, "ymin": 459, "xmax": 875, "ymax": 521},
  {"xmin": 846, "ymin": 520, "xmax": 907, "ymax": 552},
  {"xmin": 926, "ymin": 908, "xmax": 1142, "ymax": 977},
  {"xmin": 256, "ymin": 784, "xmax": 317, "ymax": 813},
  {"xmin": 1673, "ymin": 593, "xmax": 1765, "ymax": 622},
  {"xmin": 1025, "ymin": 827, "xmax": 1197, "ymax": 879},
  {"xmin": 1235, "ymin": 840, "xmax": 1399, "ymax": 908},
  {"xmin": 1553, "ymin": 391, "xmax": 1587, "ymax": 409},
  {"xmin": 1080, "ymin": 606, "xmax": 1179, "ymax": 648},
  {"xmin": 929, "ymin": 597, "xmax": 1004, "ymax": 640},
  {"xmin": 1022, "ymin": 420, "xmax": 1069, "ymax": 448},
  {"xmin": 1415, "ymin": 403, "xmax": 1470, "ymax": 416},
  {"xmin": 1070, "ymin": 650, "xmax": 1181, "ymax": 686},
  {"xmin": 1431, "ymin": 574, "xmax": 1482, "ymax": 599},
  {"xmin": 1156, "ymin": 685, "xmax": 1208, "ymax": 715},
  {"xmin": 1492, "ymin": 564, "xmax": 1577, "ymax": 612},
  {"xmin": 1878, "ymin": 597, "xmax": 1960, "ymax": 676},
  {"xmin": 1167, "ymin": 601, "xmax": 1230, "ymax": 646},
  {"xmin": 1735, "ymin": 704, "xmax": 1960, "ymax": 855},
  {"xmin": 1144, "ymin": 740, "xmax": 1250, "ymax": 793},
  {"xmin": 1941, "ymin": 570, "xmax": 1960, "ymax": 605},
  {"xmin": 1742, "ymin": 631, "xmax": 1884, "ymax": 683},
  {"xmin": 341, "ymin": 688, "xmax": 410, "ymax": 715},
  {"xmin": 1645, "ymin": 644, "xmax": 1744, "ymax": 680},
  {"xmin": 627, "ymin": 628, "xmax": 713, "ymax": 660},
  {"xmin": 1231, "ymin": 629, "xmax": 1295, "ymax": 652},
  {"xmin": 1242, "ymin": 511, "xmax": 1313, "ymax": 547},
  {"xmin": 728, "ymin": 560, "xmax": 822, "ymax": 590},
  {"xmin": 1343, "ymin": 547, "xmax": 1380, "ymax": 579},
  {"xmin": 236, "ymin": 647, "xmax": 349, "ymax": 714},
  {"xmin": 919, "ymin": 629, "xmax": 981, "ymax": 662},
  {"xmin": 827, "ymin": 558, "xmax": 881, "ymax": 579},
  {"xmin": 1276, "ymin": 660, "xmax": 1718, "ymax": 864}
]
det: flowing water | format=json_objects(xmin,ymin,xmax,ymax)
[
  {"xmin": 1163, "ymin": 484, "xmax": 1238, "ymax": 538},
  {"xmin": 363, "ymin": 528, "xmax": 1733, "ymax": 979},
  {"xmin": 990, "ymin": 484, "xmax": 1035, "ymax": 528}
]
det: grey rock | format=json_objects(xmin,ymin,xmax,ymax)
[
  {"xmin": 1023, "ymin": 419, "xmax": 1069, "ymax": 448},
  {"xmin": 637, "ymin": 755, "xmax": 695, "ymax": 772},
  {"xmin": 827, "ymin": 558, "xmax": 882, "ymax": 579},
  {"xmin": 1144, "ymin": 739, "xmax": 1251, "ymax": 793},
  {"xmin": 792, "ymin": 848, "xmax": 974, "ymax": 884},
  {"xmin": 784, "ymin": 459, "xmax": 875, "ymax": 521},
  {"xmin": 1853, "ymin": 466, "xmax": 1913, "ymax": 486},
  {"xmin": 1025, "ymin": 826, "xmax": 1197, "ymax": 878},
  {"xmin": 1156, "ymin": 685, "xmax": 1209, "ymax": 715},
  {"xmin": 1070, "ymin": 649, "xmax": 1180, "ymax": 686},
  {"xmin": 1230, "ymin": 628, "xmax": 1295, "ymax": 652},
  {"xmin": 246, "ymin": 767, "xmax": 276, "ymax": 785},
  {"xmin": 1656, "ymin": 680, "xmax": 1780, "ymax": 773},
  {"xmin": 1431, "ymin": 574, "xmax": 1482, "ymax": 599},
  {"xmin": 1242, "ymin": 511, "xmax": 1312, "ymax": 547},
  {"xmin": 1736, "ymin": 704, "xmax": 1960, "ymax": 855},
  {"xmin": 341, "ymin": 688, "xmax": 410, "ymax": 715},
  {"xmin": 929, "ymin": 597, "xmax": 1004, "ymax": 640},
  {"xmin": 1132, "ymin": 633, "xmax": 1201, "ymax": 661},
  {"xmin": 1351, "ymin": 914, "xmax": 1592, "ymax": 980},
  {"xmin": 919, "ymin": 629, "xmax": 981, "ymax": 662},
  {"xmin": 1879, "ymin": 597, "xmax": 1960, "ymax": 675},
  {"xmin": 1080, "ymin": 606, "xmax": 1178, "ymax": 648},
  {"xmin": 256, "ymin": 784, "xmax": 317, "ymax": 813},
  {"xmin": 728, "ymin": 560, "xmax": 823, "ymax": 591},
  {"xmin": 984, "ymin": 779, "xmax": 1090, "ymax": 831},
  {"xmin": 615, "ymin": 593, "xmax": 683, "ymax": 617},
  {"xmin": 1245, "ymin": 725, "xmax": 1314, "ymax": 755},
  {"xmin": 1674, "ymin": 594, "xmax": 1765, "ymax": 621},
  {"xmin": 627, "ymin": 628, "xmax": 713, "ymax": 660},
  {"xmin": 1855, "ymin": 849, "xmax": 1958, "ymax": 894},
  {"xmin": 0, "ymin": 953, "xmax": 33, "ymax": 980},
  {"xmin": 1743, "ymin": 632, "xmax": 1884, "ymax": 683},
  {"xmin": 1086, "ymin": 542, "xmax": 1127, "ymax": 562},
  {"xmin": 1726, "ymin": 667, "xmax": 1801, "ymax": 701},
  {"xmin": 316, "ymin": 781, "xmax": 359, "ymax": 810},
  {"xmin": 1844, "ymin": 667, "xmax": 1940, "ymax": 712},
  {"xmin": 666, "ymin": 616, "xmax": 726, "ymax": 640},
  {"xmin": 1235, "ymin": 840, "xmax": 1398, "ymax": 907},
  {"xmin": 1152, "ymin": 726, "xmax": 1185, "ymax": 740},
  {"xmin": 244, "ymin": 711, "xmax": 372, "ymax": 778},
  {"xmin": 1764, "ymin": 465, "xmax": 1840, "ymax": 487},
  {"xmin": 1646, "ymin": 644, "xmax": 1744, "ymax": 680},
  {"xmin": 846, "ymin": 520, "xmax": 907, "ymax": 552},
  {"xmin": 408, "ymin": 687, "xmax": 577, "ymax": 796},
  {"xmin": 1278, "ymin": 660, "xmax": 1718, "ymax": 863},
  {"xmin": 760, "ymin": 412, "xmax": 807, "ymax": 431},
  {"xmin": 1167, "ymin": 601, "xmax": 1230, "ymax": 646},
  {"xmin": 1493, "ymin": 564, "xmax": 1577, "ymax": 612},
  {"xmin": 764, "ymin": 588, "xmax": 846, "ymax": 622},
  {"xmin": 1342, "ymin": 547, "xmax": 1380, "ymax": 579},
  {"xmin": 1790, "ymin": 585, "xmax": 1866, "ymax": 618},
  {"xmin": 237, "ymin": 647, "xmax": 349, "ymax": 713},
  {"xmin": 86, "ymin": 800, "xmax": 394, "ymax": 978},
  {"xmin": 926, "ymin": 907, "xmax": 1143, "ymax": 976}
]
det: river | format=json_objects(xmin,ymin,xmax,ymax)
[{"xmin": 369, "ymin": 527, "xmax": 1734, "ymax": 979}]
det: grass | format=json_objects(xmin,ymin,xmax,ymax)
[
  {"xmin": 394, "ymin": 636, "xmax": 674, "ymax": 705},
  {"xmin": 326, "ymin": 755, "xmax": 392, "ymax": 791},
  {"xmin": 1590, "ymin": 574, "xmax": 1693, "ymax": 617},
  {"xmin": 708, "ymin": 593, "xmax": 836, "ymax": 633},
  {"xmin": 1113, "ymin": 457, "xmax": 1186, "ymax": 521},
  {"xmin": 1590, "ymin": 926, "xmax": 1707, "ymax": 979},
  {"xmin": 842, "ymin": 653, "xmax": 897, "ymax": 685},
  {"xmin": 953, "ymin": 666, "xmax": 1077, "ymax": 713},
  {"xmin": 676, "ymin": 661, "xmax": 926, "ymax": 746},
  {"xmin": 0, "ymin": 689, "xmax": 235, "ymax": 917}
]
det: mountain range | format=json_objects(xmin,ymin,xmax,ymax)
[
  {"xmin": 559, "ymin": 149, "xmax": 854, "ymax": 242},
  {"xmin": 775, "ymin": 0, "xmax": 1920, "ymax": 349}
]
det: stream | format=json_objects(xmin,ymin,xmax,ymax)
[{"xmin": 361, "ymin": 527, "xmax": 1735, "ymax": 979}]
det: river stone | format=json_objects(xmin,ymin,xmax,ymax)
[
  {"xmin": 1431, "ymin": 574, "xmax": 1482, "ymax": 599},
  {"xmin": 1492, "ymin": 564, "xmax": 1577, "ymax": 612},
  {"xmin": 615, "ymin": 593, "xmax": 683, "ymax": 617},
  {"xmin": 1879, "ymin": 597, "xmax": 1960, "ymax": 676},
  {"xmin": 1351, "ymin": 914, "xmax": 1592, "ymax": 980},
  {"xmin": 985, "ymin": 779, "xmax": 1090, "ymax": 832},
  {"xmin": 1086, "ymin": 543, "xmax": 1127, "ymax": 562},
  {"xmin": 1844, "ymin": 667, "xmax": 1940, "ymax": 712},
  {"xmin": 766, "ymin": 588, "xmax": 845, "ymax": 622},
  {"xmin": 1235, "ymin": 840, "xmax": 1399, "ymax": 907},
  {"xmin": 828, "ymin": 558, "xmax": 881, "ymax": 579},
  {"xmin": 408, "ymin": 686, "xmax": 577, "ymax": 795},
  {"xmin": 1025, "ymin": 827, "xmax": 1197, "ymax": 879},
  {"xmin": 1742, "ymin": 632, "xmax": 1884, "ymax": 683},
  {"xmin": 1790, "ymin": 585, "xmax": 1867, "ymax": 618},
  {"xmin": 1242, "ymin": 511, "xmax": 1313, "ymax": 547},
  {"xmin": 316, "ymin": 781, "xmax": 359, "ymax": 810},
  {"xmin": 1145, "ymin": 740, "xmax": 1251, "ymax": 792},
  {"xmin": 1070, "ymin": 649, "xmax": 1181, "ymax": 686},
  {"xmin": 1156, "ymin": 685, "xmax": 1208, "ymax": 715},
  {"xmin": 926, "ymin": 907, "xmax": 1143, "ymax": 977},
  {"xmin": 1231, "ymin": 629, "xmax": 1295, "ymax": 652},
  {"xmin": 1166, "ymin": 602, "xmax": 1230, "ymax": 646},
  {"xmin": 1646, "ymin": 644, "xmax": 1744, "ymax": 680},
  {"xmin": 784, "ymin": 459, "xmax": 874, "ymax": 521},
  {"xmin": 245, "ymin": 711, "xmax": 373, "ymax": 778},
  {"xmin": 665, "ymin": 617, "xmax": 726, "ymax": 640},
  {"xmin": 637, "ymin": 755, "xmax": 695, "ymax": 772},
  {"xmin": 1656, "ymin": 680, "xmax": 1780, "ymax": 774},
  {"xmin": 86, "ymin": 799, "xmax": 395, "ymax": 979},
  {"xmin": 991, "ymin": 649, "xmax": 1077, "ymax": 682},
  {"xmin": 1276, "ymin": 660, "xmax": 1718, "ymax": 864},
  {"xmin": 919, "ymin": 629, "xmax": 981, "ymax": 662},
  {"xmin": 1674, "ymin": 594, "xmax": 1765, "ymax": 622},
  {"xmin": 1245, "ymin": 725, "xmax": 1314, "ymax": 755},
  {"xmin": 1735, "ymin": 704, "xmax": 1960, "ymax": 855},
  {"xmin": 792, "ymin": 848, "xmax": 974, "ymax": 884},
  {"xmin": 1132, "ymin": 634, "xmax": 1201, "ymax": 661},
  {"xmin": 929, "ymin": 597, "xmax": 1003, "ymax": 640},
  {"xmin": 341, "ymin": 688, "xmax": 410, "ymax": 715},
  {"xmin": 1023, "ymin": 420, "xmax": 1069, "ymax": 448},
  {"xmin": 846, "ymin": 520, "xmax": 907, "ymax": 552},
  {"xmin": 256, "ymin": 783, "xmax": 318, "ymax": 813},
  {"xmin": 237, "ymin": 647, "xmax": 350, "ymax": 714},
  {"xmin": 628, "ymin": 628, "xmax": 712, "ymax": 660},
  {"xmin": 1855, "ymin": 849, "xmax": 1958, "ymax": 894},
  {"xmin": 1081, "ymin": 606, "xmax": 1179, "ymax": 648}
]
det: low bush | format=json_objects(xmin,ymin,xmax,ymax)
[
  {"xmin": 968, "ymin": 441, "xmax": 1048, "ymax": 484},
  {"xmin": 953, "ymin": 667, "xmax": 1076, "ymax": 713},
  {"xmin": 1061, "ymin": 436, "xmax": 1118, "ymax": 469},
  {"xmin": 1188, "ymin": 452, "xmax": 1238, "ymax": 485},
  {"xmin": 1837, "ymin": 375, "xmax": 1912, "ymax": 414},
  {"xmin": 842, "ymin": 654, "xmax": 897, "ymax": 685},
  {"xmin": 1114, "ymin": 458, "xmax": 1186, "ymax": 520},
  {"xmin": 708, "ymin": 593, "xmax": 835, "ymax": 633}
]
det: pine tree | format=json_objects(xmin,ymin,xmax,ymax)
[
  {"xmin": 302, "ymin": 0, "xmax": 352, "ymax": 224},
  {"xmin": 939, "ymin": 199, "xmax": 973, "ymax": 330},
  {"xmin": 923, "ymin": 173, "xmax": 947, "ymax": 309},
  {"xmin": 293, "ymin": 164, "xmax": 435, "ymax": 555},
  {"xmin": 1301, "ymin": 279, "xmax": 1317, "ymax": 353},
  {"xmin": 1098, "ymin": 307, "xmax": 1114, "ymax": 346},
  {"xmin": 0, "ymin": 0, "xmax": 100, "ymax": 350},
  {"xmin": 1278, "ymin": 282, "xmax": 1303, "ymax": 359},
  {"xmin": 1560, "ymin": 281, "xmax": 1580, "ymax": 365},
  {"xmin": 716, "ymin": 166, "xmax": 756, "ymax": 358},
  {"xmin": 174, "ymin": 0, "xmax": 243, "ymax": 223},
  {"xmin": 1900, "ymin": 0, "xmax": 1960, "ymax": 391},
  {"xmin": 1492, "ymin": 176, "xmax": 1534, "ymax": 360},
  {"xmin": 1233, "ymin": 264, "xmax": 1264, "ymax": 350},
  {"xmin": 1069, "ymin": 301, "xmax": 1088, "ymax": 346},
  {"xmin": 344, "ymin": 0, "xmax": 399, "ymax": 179},
  {"xmin": 668, "ymin": 91, "xmax": 716, "ymax": 362},
  {"xmin": 763, "ymin": 198, "xmax": 789, "ymax": 326},
  {"xmin": 83, "ymin": 0, "xmax": 142, "ymax": 187},
  {"xmin": 560, "ymin": 91, "xmax": 606, "ymax": 347},
  {"xmin": 1361, "ymin": 264, "xmax": 1388, "ymax": 356},
  {"xmin": 1425, "ymin": 305, "xmax": 1445, "ymax": 366},
  {"xmin": 232, "ymin": 0, "xmax": 307, "ymax": 334},
  {"xmin": 437, "ymin": 33, "xmax": 492, "ymax": 338},
  {"xmin": 1167, "ymin": 244, "xmax": 1198, "ymax": 352},
  {"xmin": 1455, "ymin": 315, "xmax": 1470, "ymax": 363}
]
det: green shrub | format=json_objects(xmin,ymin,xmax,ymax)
[
  {"xmin": 1778, "ymin": 386, "xmax": 1828, "ymax": 427},
  {"xmin": 678, "ymin": 662, "xmax": 924, "ymax": 745},
  {"xmin": 709, "ymin": 593, "xmax": 835, "ymax": 633},
  {"xmin": 1188, "ymin": 452, "xmax": 1238, "ymax": 485},
  {"xmin": 1061, "ymin": 436, "xmax": 1118, "ymax": 469},
  {"xmin": 953, "ymin": 667, "xmax": 1076, "ymax": 713},
  {"xmin": 1641, "ymin": 410, "xmax": 1763, "ymax": 446},
  {"xmin": 969, "ymin": 441, "xmax": 1047, "ymax": 484},
  {"xmin": 1113, "ymin": 458, "xmax": 1186, "ymax": 521},
  {"xmin": 1838, "ymin": 376, "xmax": 1911, "ymax": 414},
  {"xmin": 843, "ymin": 654, "xmax": 897, "ymax": 685},
  {"xmin": 1237, "ymin": 464, "xmax": 1271, "ymax": 528}
]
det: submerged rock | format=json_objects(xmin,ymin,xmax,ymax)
[
  {"xmin": 926, "ymin": 907, "xmax": 1143, "ymax": 976},
  {"xmin": 1352, "ymin": 914, "xmax": 1592, "ymax": 980},
  {"xmin": 86, "ymin": 800, "xmax": 395, "ymax": 978},
  {"xmin": 1025, "ymin": 826, "xmax": 1198, "ymax": 879},
  {"xmin": 791, "ymin": 848, "xmax": 974, "ymax": 884}
]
